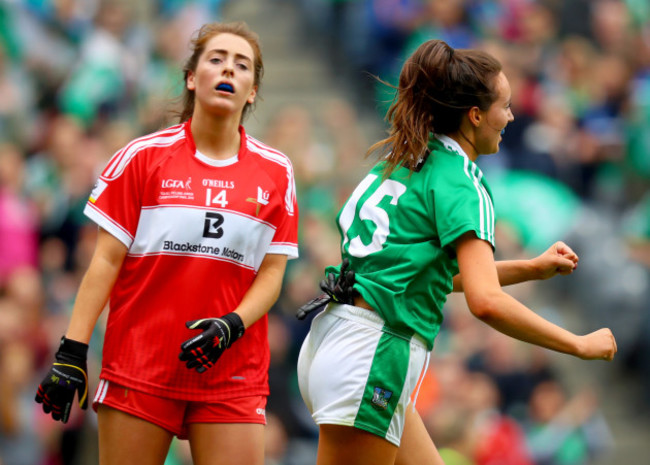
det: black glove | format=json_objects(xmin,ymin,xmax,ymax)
[
  {"xmin": 296, "ymin": 258, "xmax": 357, "ymax": 320},
  {"xmin": 319, "ymin": 258, "xmax": 357, "ymax": 304},
  {"xmin": 296, "ymin": 294, "xmax": 332, "ymax": 320},
  {"xmin": 35, "ymin": 336, "xmax": 89, "ymax": 423},
  {"xmin": 179, "ymin": 312, "xmax": 245, "ymax": 373}
]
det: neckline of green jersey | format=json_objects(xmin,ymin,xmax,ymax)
[{"xmin": 432, "ymin": 134, "xmax": 470, "ymax": 160}]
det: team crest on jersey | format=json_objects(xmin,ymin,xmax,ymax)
[
  {"xmin": 371, "ymin": 387, "xmax": 393, "ymax": 410},
  {"xmin": 159, "ymin": 177, "xmax": 194, "ymax": 200},
  {"xmin": 246, "ymin": 186, "xmax": 270, "ymax": 216}
]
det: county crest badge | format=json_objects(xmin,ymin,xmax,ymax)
[{"xmin": 371, "ymin": 386, "xmax": 393, "ymax": 410}]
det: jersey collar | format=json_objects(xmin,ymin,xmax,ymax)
[
  {"xmin": 433, "ymin": 134, "xmax": 470, "ymax": 160},
  {"xmin": 184, "ymin": 120, "xmax": 249, "ymax": 167}
]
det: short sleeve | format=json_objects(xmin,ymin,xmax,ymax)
[
  {"xmin": 83, "ymin": 146, "xmax": 145, "ymax": 248},
  {"xmin": 268, "ymin": 163, "xmax": 299, "ymax": 259},
  {"xmin": 434, "ymin": 159, "xmax": 496, "ymax": 250}
]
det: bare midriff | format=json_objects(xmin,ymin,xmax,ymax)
[{"xmin": 354, "ymin": 296, "xmax": 375, "ymax": 311}]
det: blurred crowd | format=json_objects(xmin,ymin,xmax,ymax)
[{"xmin": 0, "ymin": 0, "xmax": 649, "ymax": 464}]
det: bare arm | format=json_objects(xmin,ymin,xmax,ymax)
[
  {"xmin": 232, "ymin": 253, "xmax": 288, "ymax": 328},
  {"xmin": 456, "ymin": 235, "xmax": 616, "ymax": 361},
  {"xmin": 65, "ymin": 228, "xmax": 128, "ymax": 343},
  {"xmin": 452, "ymin": 239, "xmax": 579, "ymax": 292}
]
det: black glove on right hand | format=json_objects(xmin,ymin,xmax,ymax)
[
  {"xmin": 179, "ymin": 312, "xmax": 245, "ymax": 373},
  {"xmin": 35, "ymin": 336, "xmax": 89, "ymax": 424}
]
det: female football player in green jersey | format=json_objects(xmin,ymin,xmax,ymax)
[{"xmin": 297, "ymin": 39, "xmax": 617, "ymax": 465}]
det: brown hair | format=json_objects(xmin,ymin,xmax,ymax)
[
  {"xmin": 178, "ymin": 21, "xmax": 264, "ymax": 123},
  {"xmin": 369, "ymin": 40, "xmax": 502, "ymax": 176}
]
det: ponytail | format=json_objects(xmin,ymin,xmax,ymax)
[{"xmin": 369, "ymin": 40, "xmax": 502, "ymax": 176}]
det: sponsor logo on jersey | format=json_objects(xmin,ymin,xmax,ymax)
[
  {"xmin": 162, "ymin": 240, "xmax": 245, "ymax": 262},
  {"xmin": 159, "ymin": 177, "xmax": 194, "ymax": 200},
  {"xmin": 162, "ymin": 178, "xmax": 192, "ymax": 189},
  {"xmin": 203, "ymin": 212, "xmax": 225, "ymax": 239},
  {"xmin": 246, "ymin": 186, "xmax": 270, "ymax": 216},
  {"xmin": 371, "ymin": 387, "xmax": 393, "ymax": 410},
  {"xmin": 89, "ymin": 179, "xmax": 108, "ymax": 203},
  {"xmin": 202, "ymin": 179, "xmax": 235, "ymax": 189}
]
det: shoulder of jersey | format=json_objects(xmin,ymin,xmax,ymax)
[
  {"xmin": 246, "ymin": 134, "xmax": 297, "ymax": 216},
  {"xmin": 100, "ymin": 124, "xmax": 187, "ymax": 181},
  {"xmin": 244, "ymin": 134, "xmax": 294, "ymax": 172}
]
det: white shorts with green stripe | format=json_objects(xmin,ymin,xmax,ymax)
[{"xmin": 297, "ymin": 303, "xmax": 430, "ymax": 446}]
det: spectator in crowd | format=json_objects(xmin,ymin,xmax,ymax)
[
  {"xmin": 524, "ymin": 380, "xmax": 613, "ymax": 465},
  {"xmin": 0, "ymin": 143, "xmax": 39, "ymax": 283}
]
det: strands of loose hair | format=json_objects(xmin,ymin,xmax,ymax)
[{"xmin": 367, "ymin": 41, "xmax": 501, "ymax": 178}]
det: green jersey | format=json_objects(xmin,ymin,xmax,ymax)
[{"xmin": 327, "ymin": 135, "xmax": 496, "ymax": 349}]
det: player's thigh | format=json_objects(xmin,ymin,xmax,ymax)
[
  {"xmin": 97, "ymin": 405, "xmax": 174, "ymax": 465},
  {"xmin": 395, "ymin": 406, "xmax": 445, "ymax": 465},
  {"xmin": 317, "ymin": 424, "xmax": 398, "ymax": 465},
  {"xmin": 187, "ymin": 422, "xmax": 265, "ymax": 465}
]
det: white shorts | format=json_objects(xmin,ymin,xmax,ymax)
[{"xmin": 297, "ymin": 304, "xmax": 430, "ymax": 446}]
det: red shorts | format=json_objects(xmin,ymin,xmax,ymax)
[{"xmin": 92, "ymin": 379, "xmax": 267, "ymax": 439}]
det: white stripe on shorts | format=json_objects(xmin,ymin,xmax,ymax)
[{"xmin": 94, "ymin": 379, "xmax": 109, "ymax": 404}]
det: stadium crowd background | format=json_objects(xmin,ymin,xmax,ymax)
[{"xmin": 0, "ymin": 0, "xmax": 649, "ymax": 464}]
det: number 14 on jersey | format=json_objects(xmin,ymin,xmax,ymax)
[{"xmin": 206, "ymin": 188, "xmax": 229, "ymax": 208}]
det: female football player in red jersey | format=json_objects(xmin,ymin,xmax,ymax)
[
  {"xmin": 296, "ymin": 39, "xmax": 616, "ymax": 465},
  {"xmin": 35, "ymin": 22, "xmax": 299, "ymax": 465}
]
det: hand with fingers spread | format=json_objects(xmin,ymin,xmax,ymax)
[
  {"xmin": 179, "ymin": 312, "xmax": 245, "ymax": 373},
  {"xmin": 35, "ymin": 337, "xmax": 88, "ymax": 423}
]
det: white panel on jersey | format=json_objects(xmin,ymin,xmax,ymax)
[{"xmin": 130, "ymin": 206, "xmax": 277, "ymax": 271}]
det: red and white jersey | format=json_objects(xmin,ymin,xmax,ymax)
[{"xmin": 84, "ymin": 121, "xmax": 299, "ymax": 401}]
